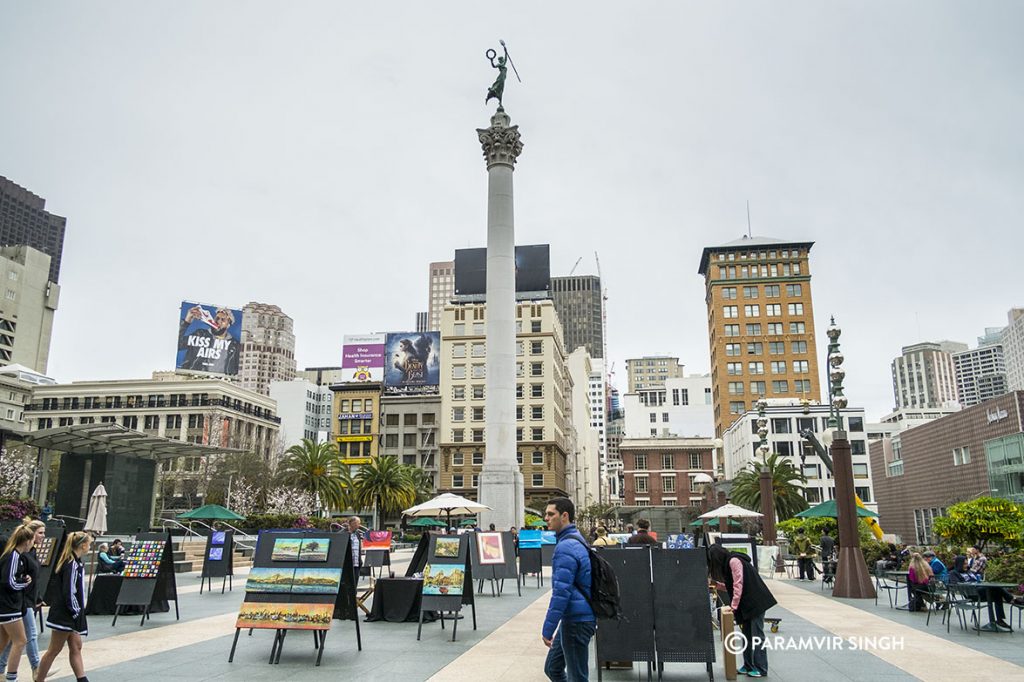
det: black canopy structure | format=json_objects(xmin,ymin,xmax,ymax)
[{"xmin": 22, "ymin": 423, "xmax": 244, "ymax": 460}]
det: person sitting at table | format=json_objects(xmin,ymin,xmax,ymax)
[
  {"xmin": 906, "ymin": 552, "xmax": 933, "ymax": 612},
  {"xmin": 948, "ymin": 555, "xmax": 977, "ymax": 585},
  {"xmin": 923, "ymin": 551, "xmax": 948, "ymax": 583},
  {"xmin": 968, "ymin": 546, "xmax": 988, "ymax": 578},
  {"xmin": 95, "ymin": 543, "xmax": 124, "ymax": 574},
  {"xmin": 107, "ymin": 539, "xmax": 124, "ymax": 558}
]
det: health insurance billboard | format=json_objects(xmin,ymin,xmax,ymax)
[
  {"xmin": 383, "ymin": 332, "xmax": 440, "ymax": 394},
  {"xmin": 342, "ymin": 333, "xmax": 386, "ymax": 382},
  {"xmin": 176, "ymin": 301, "xmax": 243, "ymax": 375}
]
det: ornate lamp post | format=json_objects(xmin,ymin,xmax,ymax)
[
  {"xmin": 825, "ymin": 318, "xmax": 875, "ymax": 599},
  {"xmin": 756, "ymin": 399, "xmax": 784, "ymax": 572}
]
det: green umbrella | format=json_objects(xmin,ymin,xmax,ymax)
[
  {"xmin": 687, "ymin": 518, "xmax": 742, "ymax": 528},
  {"xmin": 177, "ymin": 504, "xmax": 245, "ymax": 521},
  {"xmin": 408, "ymin": 518, "xmax": 446, "ymax": 528},
  {"xmin": 795, "ymin": 499, "xmax": 878, "ymax": 519},
  {"xmin": 459, "ymin": 518, "xmax": 477, "ymax": 527},
  {"xmin": 528, "ymin": 519, "xmax": 547, "ymax": 528}
]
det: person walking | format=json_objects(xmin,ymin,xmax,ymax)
[
  {"xmin": 592, "ymin": 527, "xmax": 614, "ymax": 547},
  {"xmin": 626, "ymin": 519, "xmax": 660, "ymax": 546},
  {"xmin": 709, "ymin": 543, "xmax": 777, "ymax": 678},
  {"xmin": 0, "ymin": 519, "xmax": 45, "ymax": 677},
  {"xmin": 541, "ymin": 497, "xmax": 596, "ymax": 682},
  {"xmin": 0, "ymin": 525, "xmax": 34, "ymax": 682},
  {"xmin": 791, "ymin": 529, "xmax": 815, "ymax": 581},
  {"xmin": 35, "ymin": 531, "xmax": 92, "ymax": 682}
]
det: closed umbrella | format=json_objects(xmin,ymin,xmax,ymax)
[{"xmin": 84, "ymin": 483, "xmax": 108, "ymax": 536}]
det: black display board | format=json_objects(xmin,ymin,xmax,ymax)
[
  {"xmin": 417, "ymin": 534, "xmax": 476, "ymax": 642},
  {"xmin": 595, "ymin": 547, "xmax": 656, "ymax": 666},
  {"xmin": 519, "ymin": 547, "xmax": 543, "ymax": 588},
  {"xmin": 228, "ymin": 529, "xmax": 361, "ymax": 667},
  {"xmin": 406, "ymin": 533, "xmax": 431, "ymax": 576},
  {"xmin": 652, "ymin": 550, "xmax": 715, "ymax": 677},
  {"xmin": 468, "ymin": 532, "xmax": 520, "ymax": 597},
  {"xmin": 541, "ymin": 542, "xmax": 555, "ymax": 567},
  {"xmin": 113, "ymin": 532, "xmax": 180, "ymax": 627},
  {"xmin": 201, "ymin": 530, "xmax": 234, "ymax": 593},
  {"xmin": 363, "ymin": 549, "xmax": 391, "ymax": 579}
]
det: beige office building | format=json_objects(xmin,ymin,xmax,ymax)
[
  {"xmin": 427, "ymin": 261, "xmax": 455, "ymax": 332},
  {"xmin": 626, "ymin": 356, "xmax": 684, "ymax": 393},
  {"xmin": 698, "ymin": 236, "xmax": 822, "ymax": 437},
  {"xmin": 0, "ymin": 246, "xmax": 59, "ymax": 374},
  {"xmin": 438, "ymin": 299, "xmax": 571, "ymax": 511},
  {"xmin": 239, "ymin": 302, "xmax": 297, "ymax": 396}
]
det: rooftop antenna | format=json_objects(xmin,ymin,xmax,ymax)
[{"xmin": 746, "ymin": 200, "xmax": 753, "ymax": 238}]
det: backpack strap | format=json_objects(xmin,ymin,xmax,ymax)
[{"xmin": 562, "ymin": 534, "xmax": 591, "ymax": 597}]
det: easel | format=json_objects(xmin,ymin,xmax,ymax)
[
  {"xmin": 416, "ymin": 534, "xmax": 477, "ymax": 642},
  {"xmin": 200, "ymin": 530, "xmax": 234, "ymax": 594},
  {"xmin": 112, "ymin": 532, "xmax": 180, "ymax": 627}
]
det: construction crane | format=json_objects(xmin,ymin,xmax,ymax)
[
  {"xmin": 568, "ymin": 256, "xmax": 583, "ymax": 277},
  {"xmin": 799, "ymin": 429, "xmax": 885, "ymax": 540}
]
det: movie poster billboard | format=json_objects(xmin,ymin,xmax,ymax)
[
  {"xmin": 176, "ymin": 301, "xmax": 243, "ymax": 375},
  {"xmin": 342, "ymin": 333, "xmax": 386, "ymax": 382},
  {"xmin": 383, "ymin": 332, "xmax": 440, "ymax": 394}
]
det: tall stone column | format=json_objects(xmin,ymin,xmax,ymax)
[{"xmin": 476, "ymin": 108, "xmax": 524, "ymax": 532}]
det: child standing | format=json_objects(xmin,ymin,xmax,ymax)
[{"xmin": 36, "ymin": 531, "xmax": 92, "ymax": 682}]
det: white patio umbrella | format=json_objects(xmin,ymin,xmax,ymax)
[
  {"xmin": 84, "ymin": 482, "xmax": 108, "ymax": 536},
  {"xmin": 403, "ymin": 493, "xmax": 491, "ymax": 530},
  {"xmin": 699, "ymin": 503, "xmax": 763, "ymax": 520}
]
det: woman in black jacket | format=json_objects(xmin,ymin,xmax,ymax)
[
  {"xmin": 36, "ymin": 531, "xmax": 92, "ymax": 682},
  {"xmin": 709, "ymin": 544, "xmax": 778, "ymax": 679},
  {"xmin": 0, "ymin": 519, "xmax": 45, "ymax": 676},
  {"xmin": 0, "ymin": 525, "xmax": 35, "ymax": 682}
]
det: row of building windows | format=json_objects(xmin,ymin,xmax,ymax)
[
  {"xmin": 717, "ymin": 262, "xmax": 803, "ymax": 280},
  {"xmin": 452, "ymin": 362, "xmax": 546, "ymax": 379},
  {"xmin": 337, "ymin": 399, "xmax": 373, "ymax": 412},
  {"xmin": 631, "ymin": 453, "xmax": 705, "ymax": 470},
  {"xmin": 717, "ymin": 249, "xmax": 803, "ymax": 262},
  {"xmin": 382, "ymin": 413, "xmax": 436, "ymax": 427},
  {"xmin": 722, "ymin": 322, "xmax": 807, "ymax": 336},
  {"xmin": 725, "ymin": 361, "xmax": 811, "ymax": 375},
  {"xmin": 721, "ymin": 284, "xmax": 803, "ymax": 299},
  {"xmin": 450, "ymin": 472, "xmax": 548, "ymax": 488},
  {"xmin": 725, "ymin": 341, "xmax": 807, "ymax": 356},
  {"xmin": 451, "ymin": 320, "xmax": 543, "ymax": 336},
  {"xmin": 728, "ymin": 380, "xmax": 813, "ymax": 395},
  {"xmin": 452, "ymin": 340, "xmax": 544, "ymax": 357},
  {"xmin": 721, "ymin": 303, "xmax": 805, "ymax": 318},
  {"xmin": 383, "ymin": 433, "xmax": 435, "ymax": 448},
  {"xmin": 450, "ymin": 427, "xmax": 545, "ymax": 442}
]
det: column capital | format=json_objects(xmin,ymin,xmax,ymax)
[{"xmin": 477, "ymin": 108, "xmax": 523, "ymax": 169}]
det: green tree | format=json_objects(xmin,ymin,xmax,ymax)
[
  {"xmin": 730, "ymin": 453, "xmax": 809, "ymax": 521},
  {"xmin": 403, "ymin": 465, "xmax": 434, "ymax": 505},
  {"xmin": 932, "ymin": 497, "xmax": 1024, "ymax": 551},
  {"xmin": 354, "ymin": 456, "xmax": 416, "ymax": 526},
  {"xmin": 277, "ymin": 439, "xmax": 347, "ymax": 512}
]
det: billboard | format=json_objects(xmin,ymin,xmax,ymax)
[
  {"xmin": 383, "ymin": 332, "xmax": 440, "ymax": 394},
  {"xmin": 342, "ymin": 333, "xmax": 386, "ymax": 383},
  {"xmin": 176, "ymin": 301, "xmax": 243, "ymax": 375},
  {"xmin": 454, "ymin": 244, "xmax": 551, "ymax": 296}
]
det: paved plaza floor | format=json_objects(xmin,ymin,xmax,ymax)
[{"xmin": 14, "ymin": 551, "xmax": 1024, "ymax": 681}]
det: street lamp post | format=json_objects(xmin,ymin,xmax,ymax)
[
  {"xmin": 756, "ymin": 399, "xmax": 786, "ymax": 572},
  {"xmin": 826, "ymin": 318, "xmax": 876, "ymax": 599}
]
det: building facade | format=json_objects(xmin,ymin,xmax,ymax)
[
  {"xmin": 330, "ymin": 383, "xmax": 381, "ymax": 470},
  {"xmin": 1003, "ymin": 309, "xmax": 1024, "ymax": 393},
  {"xmin": 427, "ymin": 260, "xmax": 455, "ymax": 332},
  {"xmin": 625, "ymin": 356, "xmax": 684, "ymax": 393},
  {"xmin": 587, "ymin": 359, "xmax": 607, "ymax": 495},
  {"xmin": 605, "ymin": 416, "xmax": 624, "ymax": 501},
  {"xmin": 269, "ymin": 378, "xmax": 333, "ymax": 446},
  {"xmin": 697, "ymin": 236, "xmax": 821, "ymax": 437},
  {"xmin": 869, "ymin": 391, "xmax": 1024, "ymax": 544},
  {"xmin": 567, "ymin": 348, "xmax": 601, "ymax": 507},
  {"xmin": 619, "ymin": 437, "xmax": 718, "ymax": 507},
  {"xmin": 380, "ymin": 393, "xmax": 441, "ymax": 488},
  {"xmin": 722, "ymin": 400, "xmax": 876, "ymax": 509},
  {"xmin": 297, "ymin": 367, "xmax": 346, "ymax": 387},
  {"xmin": 0, "ymin": 176, "xmax": 67, "ymax": 285},
  {"xmin": 438, "ymin": 300, "xmax": 570, "ymax": 510},
  {"xmin": 238, "ymin": 302, "xmax": 297, "ymax": 396},
  {"xmin": 623, "ymin": 373, "xmax": 714, "ymax": 440},
  {"xmin": 890, "ymin": 341, "xmax": 966, "ymax": 411},
  {"xmin": 0, "ymin": 246, "xmax": 59, "ymax": 373},
  {"xmin": 953, "ymin": 330, "xmax": 1008, "ymax": 408},
  {"xmin": 415, "ymin": 311, "xmax": 429, "ymax": 333},
  {"xmin": 550, "ymin": 275, "xmax": 603, "ymax": 359},
  {"xmin": 0, "ymin": 363, "xmax": 55, "ymax": 444}
]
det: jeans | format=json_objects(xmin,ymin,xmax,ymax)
[
  {"xmin": 0, "ymin": 609, "xmax": 40, "ymax": 670},
  {"xmin": 737, "ymin": 612, "xmax": 768, "ymax": 676},
  {"xmin": 798, "ymin": 557, "xmax": 815, "ymax": 580},
  {"xmin": 544, "ymin": 620, "xmax": 596, "ymax": 682}
]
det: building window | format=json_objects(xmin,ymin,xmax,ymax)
[
  {"xmin": 771, "ymin": 380, "xmax": 789, "ymax": 393},
  {"xmin": 794, "ymin": 380, "xmax": 812, "ymax": 393},
  {"xmin": 403, "ymin": 433, "xmax": 417, "ymax": 447},
  {"xmin": 531, "ymin": 363, "xmax": 543, "ymax": 377},
  {"xmin": 723, "ymin": 306, "xmax": 738, "ymax": 318},
  {"xmin": 728, "ymin": 382, "xmax": 744, "ymax": 395},
  {"xmin": 953, "ymin": 446, "xmax": 971, "ymax": 466},
  {"xmin": 516, "ymin": 428, "xmax": 523, "ymax": 441},
  {"xmin": 532, "ymin": 473, "xmax": 544, "ymax": 487},
  {"xmin": 385, "ymin": 434, "xmax": 399, "ymax": 448},
  {"xmin": 748, "ymin": 362, "xmax": 764, "ymax": 375},
  {"xmin": 662, "ymin": 475, "xmax": 676, "ymax": 493},
  {"xmin": 729, "ymin": 401, "xmax": 746, "ymax": 415},
  {"xmin": 787, "ymin": 303, "xmax": 804, "ymax": 315},
  {"xmin": 531, "ymin": 340, "xmax": 543, "ymax": 355},
  {"xmin": 724, "ymin": 324, "xmax": 740, "ymax": 337},
  {"xmin": 453, "ymin": 474, "xmax": 464, "ymax": 488},
  {"xmin": 721, "ymin": 287, "xmax": 737, "ymax": 299},
  {"xmin": 725, "ymin": 343, "xmax": 741, "ymax": 357},
  {"xmin": 531, "ymin": 320, "xmax": 542, "ymax": 333},
  {"xmin": 689, "ymin": 452, "xmax": 702, "ymax": 469},
  {"xmin": 771, "ymin": 418, "xmax": 792, "ymax": 434},
  {"xmin": 635, "ymin": 454, "xmax": 647, "ymax": 470},
  {"xmin": 766, "ymin": 304, "xmax": 782, "ymax": 316},
  {"xmin": 453, "ymin": 365, "xmax": 466, "ymax": 379},
  {"xmin": 472, "ymin": 429, "xmax": 484, "ymax": 442},
  {"xmin": 516, "ymin": 405, "xmax": 524, "ymax": 420},
  {"xmin": 471, "ymin": 342, "xmax": 485, "ymax": 357},
  {"xmin": 452, "ymin": 429, "xmax": 464, "ymax": 442},
  {"xmin": 404, "ymin": 413, "xmax": 417, "ymax": 426},
  {"xmin": 531, "ymin": 406, "xmax": 543, "ymax": 420},
  {"xmin": 851, "ymin": 440, "xmax": 867, "ymax": 455},
  {"xmin": 452, "ymin": 407, "xmax": 465, "ymax": 422},
  {"xmin": 765, "ymin": 285, "xmax": 780, "ymax": 297},
  {"xmin": 531, "ymin": 428, "xmax": 543, "ymax": 441},
  {"xmin": 532, "ymin": 450, "xmax": 544, "ymax": 465},
  {"xmin": 742, "ymin": 286, "xmax": 758, "ymax": 299},
  {"xmin": 786, "ymin": 283, "xmax": 802, "ymax": 297},
  {"xmin": 750, "ymin": 380, "xmax": 766, "ymax": 395},
  {"xmin": 793, "ymin": 360, "xmax": 810, "ymax": 373},
  {"xmin": 727, "ymin": 362, "xmax": 742, "ymax": 376},
  {"xmin": 789, "ymin": 322, "xmax": 806, "ymax": 334},
  {"xmin": 744, "ymin": 305, "xmax": 760, "ymax": 317},
  {"xmin": 453, "ymin": 452, "xmax": 464, "ymax": 466},
  {"xmin": 852, "ymin": 463, "xmax": 869, "ymax": 479},
  {"xmin": 745, "ymin": 324, "xmax": 762, "ymax": 336},
  {"xmin": 791, "ymin": 341, "xmax": 807, "ymax": 354},
  {"xmin": 635, "ymin": 476, "xmax": 648, "ymax": 494},
  {"xmin": 770, "ymin": 361, "xmax": 787, "ymax": 374},
  {"xmin": 680, "ymin": 389, "xmax": 689, "ymax": 405},
  {"xmin": 767, "ymin": 323, "xmax": 783, "ymax": 335},
  {"xmin": 472, "ymin": 406, "xmax": 485, "ymax": 421},
  {"xmin": 472, "ymin": 364, "xmax": 486, "ymax": 379},
  {"xmin": 747, "ymin": 342, "xmax": 763, "ymax": 355},
  {"xmin": 452, "ymin": 343, "xmax": 466, "ymax": 358},
  {"xmin": 662, "ymin": 412, "xmax": 669, "ymax": 422},
  {"xmin": 472, "ymin": 452, "xmax": 484, "ymax": 465}
]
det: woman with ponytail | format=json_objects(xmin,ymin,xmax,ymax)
[
  {"xmin": 0, "ymin": 519, "xmax": 45, "ymax": 677},
  {"xmin": 0, "ymin": 524, "xmax": 35, "ymax": 682},
  {"xmin": 35, "ymin": 532, "xmax": 91, "ymax": 682}
]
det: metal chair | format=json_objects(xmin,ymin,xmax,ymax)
[
  {"xmin": 922, "ymin": 580, "xmax": 948, "ymax": 626},
  {"xmin": 948, "ymin": 583, "xmax": 985, "ymax": 636},
  {"xmin": 820, "ymin": 560, "xmax": 836, "ymax": 591},
  {"xmin": 873, "ymin": 568, "xmax": 904, "ymax": 608}
]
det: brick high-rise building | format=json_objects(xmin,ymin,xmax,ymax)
[
  {"xmin": 550, "ymin": 275, "xmax": 604, "ymax": 358},
  {"xmin": 0, "ymin": 176, "xmax": 67, "ymax": 284},
  {"xmin": 239, "ymin": 302, "xmax": 296, "ymax": 396},
  {"xmin": 698, "ymin": 236, "xmax": 821, "ymax": 437}
]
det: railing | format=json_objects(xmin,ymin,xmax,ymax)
[
  {"xmin": 161, "ymin": 518, "xmax": 204, "ymax": 540},
  {"xmin": 160, "ymin": 517, "xmax": 256, "ymax": 552}
]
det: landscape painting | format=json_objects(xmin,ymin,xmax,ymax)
[
  {"xmin": 422, "ymin": 564, "xmax": 465, "ymax": 596},
  {"xmin": 290, "ymin": 568, "xmax": 342, "ymax": 595},
  {"xmin": 298, "ymin": 538, "xmax": 331, "ymax": 562},
  {"xmin": 245, "ymin": 568, "xmax": 295, "ymax": 594},
  {"xmin": 235, "ymin": 601, "xmax": 333, "ymax": 630},
  {"xmin": 271, "ymin": 538, "xmax": 302, "ymax": 562},
  {"xmin": 434, "ymin": 536, "xmax": 460, "ymax": 558}
]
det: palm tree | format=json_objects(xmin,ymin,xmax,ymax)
[
  {"xmin": 277, "ymin": 439, "xmax": 346, "ymax": 513},
  {"xmin": 354, "ymin": 456, "xmax": 416, "ymax": 526},
  {"xmin": 730, "ymin": 453, "xmax": 809, "ymax": 521},
  {"xmin": 403, "ymin": 465, "xmax": 434, "ymax": 505}
]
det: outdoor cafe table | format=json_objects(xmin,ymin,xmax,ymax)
[
  {"xmin": 365, "ymin": 577, "xmax": 436, "ymax": 623},
  {"xmin": 965, "ymin": 582, "xmax": 1018, "ymax": 632},
  {"xmin": 884, "ymin": 571, "xmax": 912, "ymax": 610}
]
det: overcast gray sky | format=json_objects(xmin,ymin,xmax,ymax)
[{"xmin": 1, "ymin": 2, "xmax": 1021, "ymax": 421}]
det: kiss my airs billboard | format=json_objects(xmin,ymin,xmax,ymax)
[
  {"xmin": 384, "ymin": 332, "xmax": 440, "ymax": 394},
  {"xmin": 176, "ymin": 301, "xmax": 243, "ymax": 375},
  {"xmin": 342, "ymin": 334, "xmax": 386, "ymax": 382}
]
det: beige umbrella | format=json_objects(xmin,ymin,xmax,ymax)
[
  {"xmin": 84, "ymin": 482, "xmax": 108, "ymax": 536},
  {"xmin": 403, "ymin": 492, "xmax": 491, "ymax": 529},
  {"xmin": 699, "ymin": 503, "xmax": 763, "ymax": 519}
]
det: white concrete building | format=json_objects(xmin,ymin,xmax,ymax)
[
  {"xmin": 0, "ymin": 246, "xmax": 59, "ymax": 374},
  {"xmin": 568, "ymin": 348, "xmax": 601, "ymax": 507},
  {"xmin": 0, "ymin": 363, "xmax": 55, "ymax": 441},
  {"xmin": 953, "ymin": 328, "xmax": 1008, "ymax": 408},
  {"xmin": 890, "ymin": 341, "xmax": 966, "ymax": 410},
  {"xmin": 587, "ymin": 358, "xmax": 607, "ymax": 498},
  {"xmin": 878, "ymin": 406, "xmax": 961, "ymax": 432},
  {"xmin": 239, "ymin": 302, "xmax": 297, "ymax": 396},
  {"xmin": 1003, "ymin": 308, "xmax": 1024, "ymax": 393},
  {"xmin": 623, "ymin": 374, "xmax": 714, "ymax": 440},
  {"xmin": 269, "ymin": 378, "xmax": 332, "ymax": 447},
  {"xmin": 722, "ymin": 399, "xmax": 876, "ymax": 510}
]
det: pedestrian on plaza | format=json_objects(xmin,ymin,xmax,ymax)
[
  {"xmin": 346, "ymin": 516, "xmax": 363, "ymax": 580},
  {"xmin": 36, "ymin": 531, "xmax": 92, "ymax": 682},
  {"xmin": 626, "ymin": 519, "xmax": 660, "ymax": 546},
  {"xmin": 791, "ymin": 529, "xmax": 816, "ymax": 581},
  {"xmin": 906, "ymin": 552, "xmax": 933, "ymax": 611},
  {"xmin": 708, "ymin": 543, "xmax": 777, "ymax": 678},
  {"xmin": 967, "ymin": 546, "xmax": 988, "ymax": 578},
  {"xmin": 0, "ymin": 521, "xmax": 42, "ymax": 680},
  {"xmin": 819, "ymin": 531, "xmax": 836, "ymax": 562},
  {"xmin": 541, "ymin": 497, "xmax": 596, "ymax": 682},
  {"xmin": 592, "ymin": 527, "xmax": 614, "ymax": 547},
  {"xmin": 625, "ymin": 523, "xmax": 635, "ymax": 535},
  {"xmin": 923, "ymin": 551, "xmax": 947, "ymax": 583},
  {"xmin": 0, "ymin": 524, "xmax": 34, "ymax": 682}
]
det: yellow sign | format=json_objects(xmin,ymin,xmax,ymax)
[
  {"xmin": 337, "ymin": 435, "xmax": 373, "ymax": 442},
  {"xmin": 341, "ymin": 457, "xmax": 373, "ymax": 465}
]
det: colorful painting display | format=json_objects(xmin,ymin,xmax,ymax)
[
  {"xmin": 271, "ymin": 538, "xmax": 302, "ymax": 562},
  {"xmin": 235, "ymin": 602, "xmax": 334, "ymax": 630},
  {"xmin": 476, "ymin": 532, "xmax": 505, "ymax": 565},
  {"xmin": 208, "ymin": 547, "xmax": 224, "ymax": 561},
  {"xmin": 518, "ymin": 530, "xmax": 542, "ymax": 549},
  {"xmin": 666, "ymin": 534, "xmax": 695, "ymax": 549},
  {"xmin": 35, "ymin": 537, "xmax": 56, "ymax": 566},
  {"xmin": 422, "ymin": 564, "xmax": 465, "ymax": 596},
  {"xmin": 122, "ymin": 539, "xmax": 164, "ymax": 579},
  {"xmin": 246, "ymin": 568, "xmax": 295, "ymax": 594},
  {"xmin": 290, "ymin": 568, "xmax": 342, "ymax": 594},
  {"xmin": 608, "ymin": 534, "xmax": 631, "ymax": 545},
  {"xmin": 540, "ymin": 531, "xmax": 556, "ymax": 545},
  {"xmin": 383, "ymin": 332, "xmax": 440, "ymax": 394},
  {"xmin": 297, "ymin": 538, "xmax": 330, "ymax": 562},
  {"xmin": 434, "ymin": 536, "xmax": 461, "ymax": 558},
  {"xmin": 211, "ymin": 531, "xmax": 226, "ymax": 545},
  {"xmin": 176, "ymin": 301, "xmax": 243, "ymax": 375},
  {"xmin": 362, "ymin": 530, "xmax": 392, "ymax": 551}
]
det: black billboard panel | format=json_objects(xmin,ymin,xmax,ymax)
[{"xmin": 454, "ymin": 245, "xmax": 551, "ymax": 296}]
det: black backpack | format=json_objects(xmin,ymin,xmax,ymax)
[{"xmin": 565, "ymin": 535, "xmax": 622, "ymax": 621}]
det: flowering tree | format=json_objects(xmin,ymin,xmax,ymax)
[
  {"xmin": 0, "ymin": 448, "xmax": 34, "ymax": 499},
  {"xmin": 227, "ymin": 481, "xmax": 263, "ymax": 518},
  {"xmin": 265, "ymin": 487, "xmax": 316, "ymax": 516}
]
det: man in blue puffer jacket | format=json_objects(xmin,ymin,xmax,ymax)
[{"xmin": 542, "ymin": 497, "xmax": 596, "ymax": 681}]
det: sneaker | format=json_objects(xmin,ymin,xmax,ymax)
[
  {"xmin": 737, "ymin": 667, "xmax": 752, "ymax": 675},
  {"xmin": 748, "ymin": 671, "xmax": 764, "ymax": 678}
]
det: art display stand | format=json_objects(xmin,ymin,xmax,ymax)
[
  {"xmin": 595, "ymin": 547, "xmax": 715, "ymax": 682},
  {"xmin": 228, "ymin": 529, "xmax": 361, "ymax": 667},
  {"xmin": 519, "ymin": 547, "xmax": 543, "ymax": 588},
  {"xmin": 201, "ymin": 530, "xmax": 234, "ymax": 594},
  {"xmin": 468, "ymin": 532, "xmax": 519, "ymax": 597},
  {"xmin": 113, "ymin": 532, "xmax": 180, "ymax": 627},
  {"xmin": 363, "ymin": 549, "xmax": 391, "ymax": 580},
  {"xmin": 417, "ymin": 534, "xmax": 476, "ymax": 642},
  {"xmin": 0, "ymin": 521, "xmax": 64, "ymax": 627}
]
